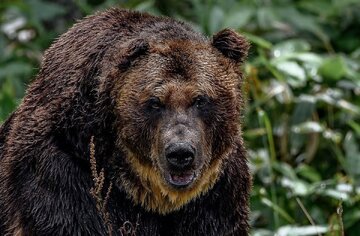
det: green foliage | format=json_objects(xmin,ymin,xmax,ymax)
[{"xmin": 1, "ymin": 0, "xmax": 359, "ymax": 235}]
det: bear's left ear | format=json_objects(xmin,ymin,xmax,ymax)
[
  {"xmin": 212, "ymin": 29, "xmax": 250, "ymax": 64},
  {"xmin": 117, "ymin": 38, "xmax": 149, "ymax": 70}
]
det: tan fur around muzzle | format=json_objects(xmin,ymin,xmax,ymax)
[{"xmin": 121, "ymin": 151, "xmax": 223, "ymax": 214}]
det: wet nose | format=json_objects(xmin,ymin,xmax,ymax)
[{"xmin": 165, "ymin": 143, "xmax": 195, "ymax": 169}]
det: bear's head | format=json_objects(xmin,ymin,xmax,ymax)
[
  {"xmin": 40, "ymin": 10, "xmax": 249, "ymax": 214},
  {"xmin": 97, "ymin": 28, "xmax": 249, "ymax": 214}
]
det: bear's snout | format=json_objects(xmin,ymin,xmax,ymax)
[
  {"xmin": 164, "ymin": 143, "xmax": 197, "ymax": 188},
  {"xmin": 159, "ymin": 115, "xmax": 203, "ymax": 188},
  {"xmin": 165, "ymin": 142, "xmax": 195, "ymax": 169}
]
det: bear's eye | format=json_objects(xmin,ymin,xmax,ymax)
[
  {"xmin": 193, "ymin": 95, "xmax": 209, "ymax": 109},
  {"xmin": 146, "ymin": 97, "xmax": 163, "ymax": 111}
]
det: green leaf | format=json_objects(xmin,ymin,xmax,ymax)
[
  {"xmin": 0, "ymin": 79, "xmax": 17, "ymax": 121},
  {"xmin": 276, "ymin": 225, "xmax": 328, "ymax": 236},
  {"xmin": 322, "ymin": 129, "xmax": 343, "ymax": 144},
  {"xmin": 223, "ymin": 8, "xmax": 253, "ymax": 30},
  {"xmin": 296, "ymin": 164, "xmax": 322, "ymax": 182},
  {"xmin": 313, "ymin": 90, "xmax": 360, "ymax": 115},
  {"xmin": 290, "ymin": 101, "xmax": 315, "ymax": 154},
  {"xmin": 291, "ymin": 121, "xmax": 324, "ymax": 134},
  {"xmin": 294, "ymin": 53, "xmax": 323, "ymax": 65},
  {"xmin": 319, "ymin": 56, "xmax": 348, "ymax": 81},
  {"xmin": 322, "ymin": 189, "xmax": 350, "ymax": 201},
  {"xmin": 208, "ymin": 6, "xmax": 224, "ymax": 34},
  {"xmin": 251, "ymin": 229, "xmax": 274, "ymax": 236},
  {"xmin": 348, "ymin": 120, "xmax": 360, "ymax": 136},
  {"xmin": 272, "ymin": 39, "xmax": 311, "ymax": 58},
  {"xmin": 27, "ymin": 0, "xmax": 66, "ymax": 21},
  {"xmin": 343, "ymin": 209, "xmax": 360, "ymax": 228},
  {"xmin": 275, "ymin": 61, "xmax": 306, "ymax": 85},
  {"xmin": 273, "ymin": 162, "xmax": 297, "ymax": 180},
  {"xmin": 134, "ymin": 1, "xmax": 157, "ymax": 13},
  {"xmin": 261, "ymin": 198, "xmax": 295, "ymax": 223},
  {"xmin": 278, "ymin": 6, "xmax": 330, "ymax": 44},
  {"xmin": 268, "ymin": 80, "xmax": 293, "ymax": 104},
  {"xmin": 281, "ymin": 177, "xmax": 310, "ymax": 196},
  {"xmin": 343, "ymin": 132, "xmax": 360, "ymax": 180},
  {"xmin": 241, "ymin": 32, "xmax": 272, "ymax": 49},
  {"xmin": 299, "ymin": 1, "xmax": 334, "ymax": 16},
  {"xmin": 257, "ymin": 7, "xmax": 277, "ymax": 30},
  {"xmin": 0, "ymin": 62, "xmax": 33, "ymax": 79}
]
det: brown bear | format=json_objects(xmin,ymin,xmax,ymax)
[{"xmin": 0, "ymin": 8, "xmax": 251, "ymax": 236}]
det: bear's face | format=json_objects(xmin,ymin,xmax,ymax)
[{"xmin": 109, "ymin": 30, "xmax": 249, "ymax": 213}]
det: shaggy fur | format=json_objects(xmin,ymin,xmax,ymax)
[{"xmin": 0, "ymin": 8, "xmax": 251, "ymax": 236}]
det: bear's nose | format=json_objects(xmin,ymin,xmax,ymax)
[{"xmin": 165, "ymin": 143, "xmax": 195, "ymax": 169}]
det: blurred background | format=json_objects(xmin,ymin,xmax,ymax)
[{"xmin": 0, "ymin": 0, "xmax": 359, "ymax": 235}]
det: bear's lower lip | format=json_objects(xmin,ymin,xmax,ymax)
[{"xmin": 167, "ymin": 172, "xmax": 195, "ymax": 188}]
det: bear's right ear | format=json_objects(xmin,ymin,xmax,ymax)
[
  {"xmin": 117, "ymin": 38, "xmax": 149, "ymax": 70},
  {"xmin": 212, "ymin": 29, "xmax": 250, "ymax": 64}
]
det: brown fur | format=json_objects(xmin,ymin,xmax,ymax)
[
  {"xmin": 110, "ymin": 39, "xmax": 245, "ymax": 214},
  {"xmin": 121, "ymin": 150, "xmax": 223, "ymax": 213},
  {"xmin": 0, "ymin": 9, "xmax": 251, "ymax": 235}
]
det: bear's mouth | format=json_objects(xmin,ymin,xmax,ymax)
[{"xmin": 165, "ymin": 171, "xmax": 196, "ymax": 188}]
